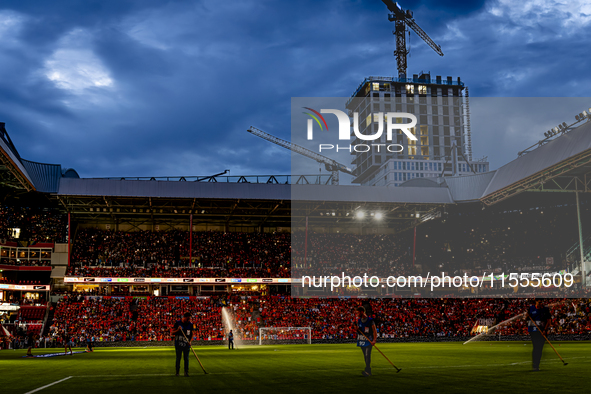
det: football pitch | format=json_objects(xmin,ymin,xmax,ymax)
[{"xmin": 2, "ymin": 342, "xmax": 590, "ymax": 394}]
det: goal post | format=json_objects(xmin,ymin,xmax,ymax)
[{"xmin": 258, "ymin": 327, "xmax": 312, "ymax": 345}]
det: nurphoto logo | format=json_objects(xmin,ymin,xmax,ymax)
[{"xmin": 303, "ymin": 107, "xmax": 418, "ymax": 153}]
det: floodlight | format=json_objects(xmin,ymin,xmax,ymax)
[
  {"xmin": 375, "ymin": 212, "xmax": 383, "ymax": 220},
  {"xmin": 356, "ymin": 211, "xmax": 365, "ymax": 219}
]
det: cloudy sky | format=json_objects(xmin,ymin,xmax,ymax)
[{"xmin": 0, "ymin": 0, "xmax": 590, "ymax": 179}]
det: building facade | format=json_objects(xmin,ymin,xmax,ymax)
[{"xmin": 346, "ymin": 73, "xmax": 489, "ymax": 186}]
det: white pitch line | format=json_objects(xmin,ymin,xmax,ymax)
[
  {"xmin": 75, "ymin": 374, "xmax": 174, "ymax": 378},
  {"xmin": 24, "ymin": 376, "xmax": 73, "ymax": 394}
]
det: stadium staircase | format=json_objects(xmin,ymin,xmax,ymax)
[
  {"xmin": 41, "ymin": 303, "xmax": 55, "ymax": 337},
  {"xmin": 566, "ymin": 235, "xmax": 591, "ymax": 276}
]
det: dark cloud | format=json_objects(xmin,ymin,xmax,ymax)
[{"xmin": 0, "ymin": 0, "xmax": 589, "ymax": 179}]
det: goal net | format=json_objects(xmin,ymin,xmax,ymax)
[{"xmin": 258, "ymin": 327, "xmax": 312, "ymax": 345}]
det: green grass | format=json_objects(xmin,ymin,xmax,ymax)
[{"xmin": 2, "ymin": 342, "xmax": 590, "ymax": 394}]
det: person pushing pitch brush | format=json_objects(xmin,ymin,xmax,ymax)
[{"xmin": 525, "ymin": 299, "xmax": 552, "ymax": 372}]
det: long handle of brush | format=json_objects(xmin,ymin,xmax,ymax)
[
  {"xmin": 356, "ymin": 328, "xmax": 401, "ymax": 372},
  {"xmin": 527, "ymin": 314, "xmax": 567, "ymax": 365},
  {"xmin": 180, "ymin": 328, "xmax": 208, "ymax": 374}
]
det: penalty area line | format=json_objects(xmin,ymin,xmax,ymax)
[{"xmin": 24, "ymin": 376, "xmax": 73, "ymax": 394}]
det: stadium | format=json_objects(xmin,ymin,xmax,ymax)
[{"xmin": 2, "ymin": 103, "xmax": 591, "ymax": 393}]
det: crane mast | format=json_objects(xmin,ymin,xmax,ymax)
[
  {"xmin": 382, "ymin": 0, "xmax": 444, "ymax": 78},
  {"xmin": 247, "ymin": 126, "xmax": 353, "ymax": 185}
]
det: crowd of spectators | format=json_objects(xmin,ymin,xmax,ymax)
[
  {"xmin": 50, "ymin": 293, "xmax": 591, "ymax": 343},
  {"xmin": 52, "ymin": 293, "xmax": 223, "ymax": 342},
  {"xmin": 0, "ymin": 205, "xmax": 66, "ymax": 243},
  {"xmin": 68, "ymin": 229, "xmax": 290, "ymax": 278}
]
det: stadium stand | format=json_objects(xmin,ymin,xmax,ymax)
[
  {"xmin": 67, "ymin": 229, "xmax": 291, "ymax": 278},
  {"xmin": 52, "ymin": 294, "xmax": 223, "ymax": 342},
  {"xmin": 0, "ymin": 205, "xmax": 66, "ymax": 243},
  {"xmin": 49, "ymin": 294, "xmax": 591, "ymax": 342}
]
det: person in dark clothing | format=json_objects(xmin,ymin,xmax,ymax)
[
  {"xmin": 356, "ymin": 306, "xmax": 377, "ymax": 377},
  {"xmin": 26, "ymin": 332, "xmax": 36, "ymax": 357},
  {"xmin": 86, "ymin": 334, "xmax": 94, "ymax": 352},
  {"xmin": 228, "ymin": 330, "xmax": 234, "ymax": 350},
  {"xmin": 170, "ymin": 312, "xmax": 194, "ymax": 377},
  {"xmin": 526, "ymin": 299, "xmax": 552, "ymax": 371},
  {"xmin": 63, "ymin": 331, "xmax": 73, "ymax": 355}
]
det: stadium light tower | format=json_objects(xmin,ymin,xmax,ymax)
[
  {"xmin": 247, "ymin": 126, "xmax": 353, "ymax": 185},
  {"xmin": 381, "ymin": 0, "xmax": 444, "ymax": 78}
]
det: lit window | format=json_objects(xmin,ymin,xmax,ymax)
[
  {"xmin": 372, "ymin": 83, "xmax": 380, "ymax": 91},
  {"xmin": 420, "ymin": 125, "xmax": 429, "ymax": 135},
  {"xmin": 406, "ymin": 84, "xmax": 414, "ymax": 94},
  {"xmin": 421, "ymin": 136, "xmax": 429, "ymax": 145},
  {"xmin": 10, "ymin": 228, "xmax": 20, "ymax": 239},
  {"xmin": 366, "ymin": 115, "xmax": 371, "ymax": 127},
  {"xmin": 418, "ymin": 85, "xmax": 427, "ymax": 94}
]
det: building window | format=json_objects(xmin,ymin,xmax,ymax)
[
  {"xmin": 418, "ymin": 85, "xmax": 427, "ymax": 94},
  {"xmin": 406, "ymin": 84, "xmax": 414, "ymax": 94},
  {"xmin": 372, "ymin": 82, "xmax": 380, "ymax": 91},
  {"xmin": 420, "ymin": 125, "xmax": 429, "ymax": 135}
]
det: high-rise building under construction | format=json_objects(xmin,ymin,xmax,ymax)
[{"xmin": 346, "ymin": 72, "xmax": 489, "ymax": 186}]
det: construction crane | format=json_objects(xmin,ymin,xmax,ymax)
[
  {"xmin": 381, "ymin": 0, "xmax": 444, "ymax": 79},
  {"xmin": 247, "ymin": 126, "xmax": 353, "ymax": 185}
]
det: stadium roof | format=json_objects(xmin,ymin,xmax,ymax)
[
  {"xmin": 480, "ymin": 119, "xmax": 591, "ymax": 205},
  {"xmin": 58, "ymin": 178, "xmax": 291, "ymax": 200},
  {"xmin": 2, "ymin": 118, "xmax": 591, "ymax": 210},
  {"xmin": 0, "ymin": 123, "xmax": 35, "ymax": 191}
]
